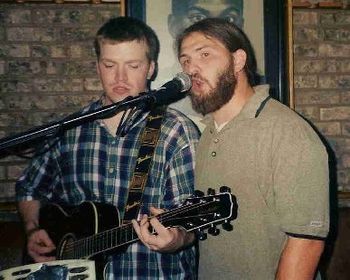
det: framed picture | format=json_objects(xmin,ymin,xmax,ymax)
[{"xmin": 127, "ymin": 0, "xmax": 290, "ymax": 107}]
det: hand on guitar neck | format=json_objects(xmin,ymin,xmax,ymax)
[
  {"xmin": 132, "ymin": 206, "xmax": 196, "ymax": 253},
  {"xmin": 133, "ymin": 187, "xmax": 237, "ymax": 253}
]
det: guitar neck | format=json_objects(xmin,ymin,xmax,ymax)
[
  {"xmin": 57, "ymin": 191, "xmax": 236, "ymax": 260},
  {"xmin": 62, "ymin": 222, "xmax": 138, "ymax": 259},
  {"xmin": 61, "ymin": 203, "xmax": 198, "ymax": 259}
]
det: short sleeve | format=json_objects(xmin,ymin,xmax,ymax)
[{"xmin": 272, "ymin": 119, "xmax": 329, "ymax": 238}]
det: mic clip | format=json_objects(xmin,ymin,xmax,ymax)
[{"xmin": 116, "ymin": 99, "xmax": 149, "ymax": 137}]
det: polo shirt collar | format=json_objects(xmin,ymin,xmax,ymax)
[
  {"xmin": 235, "ymin": 84, "xmax": 270, "ymax": 120},
  {"xmin": 201, "ymin": 84, "xmax": 270, "ymax": 128}
]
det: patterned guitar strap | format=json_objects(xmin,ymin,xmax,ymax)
[{"xmin": 122, "ymin": 106, "xmax": 166, "ymax": 224}]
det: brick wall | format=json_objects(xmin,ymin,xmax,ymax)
[
  {"xmin": 293, "ymin": 6, "xmax": 350, "ymax": 207},
  {"xmin": 0, "ymin": 1, "xmax": 350, "ymax": 207},
  {"xmin": 0, "ymin": 3, "xmax": 121, "ymax": 202}
]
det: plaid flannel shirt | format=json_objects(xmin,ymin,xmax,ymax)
[{"xmin": 16, "ymin": 99, "xmax": 200, "ymax": 279}]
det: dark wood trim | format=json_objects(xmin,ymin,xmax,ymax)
[
  {"xmin": 293, "ymin": 1, "xmax": 349, "ymax": 9},
  {"xmin": 338, "ymin": 192, "xmax": 350, "ymax": 200}
]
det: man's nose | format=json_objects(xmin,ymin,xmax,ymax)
[
  {"xmin": 115, "ymin": 67, "xmax": 127, "ymax": 82},
  {"xmin": 184, "ymin": 60, "xmax": 200, "ymax": 76}
]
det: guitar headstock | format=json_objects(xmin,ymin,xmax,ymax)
[{"xmin": 159, "ymin": 186, "xmax": 238, "ymax": 240}]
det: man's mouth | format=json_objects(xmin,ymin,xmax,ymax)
[
  {"xmin": 191, "ymin": 78, "xmax": 204, "ymax": 91},
  {"xmin": 112, "ymin": 85, "xmax": 129, "ymax": 95}
]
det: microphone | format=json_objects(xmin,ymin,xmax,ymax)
[
  {"xmin": 0, "ymin": 73, "xmax": 191, "ymax": 153},
  {"xmin": 143, "ymin": 72, "xmax": 192, "ymax": 106},
  {"xmin": 115, "ymin": 73, "xmax": 191, "ymax": 136}
]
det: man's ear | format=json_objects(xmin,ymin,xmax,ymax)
[
  {"xmin": 232, "ymin": 49, "xmax": 247, "ymax": 74},
  {"xmin": 147, "ymin": 61, "xmax": 156, "ymax": 81},
  {"xmin": 96, "ymin": 60, "xmax": 101, "ymax": 76}
]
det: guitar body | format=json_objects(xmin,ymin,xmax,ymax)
[
  {"xmin": 40, "ymin": 201, "xmax": 120, "ymax": 260},
  {"xmin": 38, "ymin": 191, "xmax": 237, "ymax": 279}
]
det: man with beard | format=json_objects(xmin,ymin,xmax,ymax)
[
  {"xmin": 133, "ymin": 18, "xmax": 329, "ymax": 279},
  {"xmin": 160, "ymin": 0, "xmax": 245, "ymax": 131}
]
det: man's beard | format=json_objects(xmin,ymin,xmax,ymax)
[{"xmin": 189, "ymin": 63, "xmax": 236, "ymax": 116}]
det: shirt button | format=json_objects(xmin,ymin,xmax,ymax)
[
  {"xmin": 214, "ymin": 138, "xmax": 219, "ymax": 143},
  {"xmin": 109, "ymin": 168, "xmax": 114, "ymax": 174},
  {"xmin": 211, "ymin": 151, "xmax": 216, "ymax": 157}
]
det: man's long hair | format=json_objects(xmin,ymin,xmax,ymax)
[{"xmin": 176, "ymin": 18, "xmax": 258, "ymax": 86}]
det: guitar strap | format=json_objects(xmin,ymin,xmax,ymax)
[{"xmin": 122, "ymin": 106, "xmax": 166, "ymax": 223}]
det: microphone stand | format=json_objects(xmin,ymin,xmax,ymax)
[{"xmin": 0, "ymin": 94, "xmax": 152, "ymax": 156}]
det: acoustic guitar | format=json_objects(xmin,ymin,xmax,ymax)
[{"xmin": 39, "ymin": 188, "xmax": 237, "ymax": 278}]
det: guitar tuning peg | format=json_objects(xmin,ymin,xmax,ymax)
[
  {"xmin": 194, "ymin": 190, "xmax": 204, "ymax": 197},
  {"xmin": 222, "ymin": 222, "xmax": 233, "ymax": 231},
  {"xmin": 219, "ymin": 186, "xmax": 231, "ymax": 193},
  {"xmin": 207, "ymin": 188, "xmax": 215, "ymax": 195},
  {"xmin": 208, "ymin": 225, "xmax": 220, "ymax": 236},
  {"xmin": 196, "ymin": 230, "xmax": 207, "ymax": 241}
]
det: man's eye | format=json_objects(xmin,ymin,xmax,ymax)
[
  {"xmin": 201, "ymin": 52, "xmax": 209, "ymax": 58},
  {"xmin": 188, "ymin": 14, "xmax": 206, "ymax": 24},
  {"xmin": 129, "ymin": 64, "xmax": 139, "ymax": 69},
  {"xmin": 104, "ymin": 63, "xmax": 113, "ymax": 68},
  {"xmin": 180, "ymin": 59, "xmax": 189, "ymax": 66}
]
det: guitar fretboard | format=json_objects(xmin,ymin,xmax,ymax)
[
  {"xmin": 61, "ymin": 223, "xmax": 137, "ymax": 259},
  {"xmin": 58, "ymin": 196, "xmax": 233, "ymax": 259}
]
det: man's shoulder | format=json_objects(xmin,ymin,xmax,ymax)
[
  {"xmin": 159, "ymin": 107, "xmax": 201, "ymax": 140},
  {"xmin": 164, "ymin": 107, "xmax": 200, "ymax": 130},
  {"xmin": 81, "ymin": 99, "xmax": 101, "ymax": 113},
  {"xmin": 263, "ymin": 98, "xmax": 309, "ymax": 126},
  {"xmin": 263, "ymin": 99, "xmax": 326, "ymax": 149}
]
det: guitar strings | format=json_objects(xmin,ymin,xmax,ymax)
[{"xmin": 61, "ymin": 200, "xmax": 218, "ymax": 258}]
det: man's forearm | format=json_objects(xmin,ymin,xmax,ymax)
[
  {"xmin": 18, "ymin": 200, "xmax": 41, "ymax": 234},
  {"xmin": 276, "ymin": 236, "xmax": 324, "ymax": 280}
]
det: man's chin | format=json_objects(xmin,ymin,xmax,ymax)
[
  {"xmin": 189, "ymin": 89, "xmax": 201, "ymax": 99},
  {"xmin": 103, "ymin": 95, "xmax": 126, "ymax": 106}
]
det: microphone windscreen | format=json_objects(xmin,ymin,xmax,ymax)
[
  {"xmin": 150, "ymin": 73, "xmax": 192, "ymax": 106},
  {"xmin": 175, "ymin": 72, "xmax": 192, "ymax": 92}
]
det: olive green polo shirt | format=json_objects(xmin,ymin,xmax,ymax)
[{"xmin": 195, "ymin": 85, "xmax": 329, "ymax": 279}]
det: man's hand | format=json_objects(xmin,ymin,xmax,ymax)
[
  {"xmin": 27, "ymin": 228, "xmax": 56, "ymax": 263},
  {"xmin": 132, "ymin": 206, "xmax": 195, "ymax": 253}
]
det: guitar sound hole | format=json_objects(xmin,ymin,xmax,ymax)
[
  {"xmin": 11, "ymin": 269, "xmax": 31, "ymax": 276},
  {"xmin": 69, "ymin": 267, "xmax": 88, "ymax": 273},
  {"xmin": 59, "ymin": 235, "xmax": 76, "ymax": 259}
]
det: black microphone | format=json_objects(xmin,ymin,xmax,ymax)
[
  {"xmin": 115, "ymin": 73, "xmax": 191, "ymax": 136},
  {"xmin": 143, "ymin": 72, "xmax": 192, "ymax": 106},
  {"xmin": 0, "ymin": 73, "xmax": 192, "ymax": 153}
]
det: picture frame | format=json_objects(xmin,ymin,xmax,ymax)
[{"xmin": 126, "ymin": 0, "xmax": 291, "ymax": 106}]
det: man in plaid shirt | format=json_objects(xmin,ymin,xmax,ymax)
[{"xmin": 16, "ymin": 17, "xmax": 199, "ymax": 279}]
